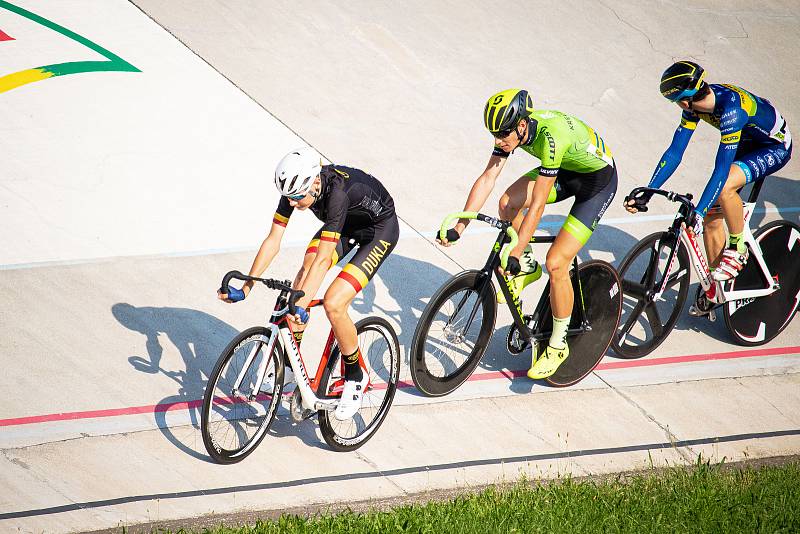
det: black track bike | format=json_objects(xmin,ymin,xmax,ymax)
[{"xmin": 410, "ymin": 211, "xmax": 622, "ymax": 396}]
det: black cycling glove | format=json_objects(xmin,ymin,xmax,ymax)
[
  {"xmin": 444, "ymin": 228, "xmax": 460, "ymax": 242},
  {"xmin": 505, "ymin": 256, "xmax": 521, "ymax": 276},
  {"xmin": 625, "ymin": 191, "xmax": 653, "ymax": 213}
]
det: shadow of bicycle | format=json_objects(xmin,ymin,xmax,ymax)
[{"xmin": 112, "ymin": 302, "xmax": 326, "ymax": 460}]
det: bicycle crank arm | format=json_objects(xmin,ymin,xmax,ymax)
[{"xmin": 314, "ymin": 399, "xmax": 339, "ymax": 411}]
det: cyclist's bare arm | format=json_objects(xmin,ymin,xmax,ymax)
[
  {"xmin": 295, "ymin": 238, "xmax": 337, "ymax": 311},
  {"xmin": 441, "ymin": 155, "xmax": 506, "ymax": 244},
  {"xmin": 511, "ymin": 172, "xmax": 553, "ymax": 258},
  {"xmin": 222, "ymin": 222, "xmax": 285, "ymax": 299}
]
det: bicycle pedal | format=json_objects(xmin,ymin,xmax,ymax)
[{"xmin": 708, "ymin": 309, "xmax": 717, "ymax": 322}]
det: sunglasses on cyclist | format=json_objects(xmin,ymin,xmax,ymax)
[
  {"xmin": 491, "ymin": 128, "xmax": 515, "ymax": 139},
  {"xmin": 283, "ymin": 192, "xmax": 307, "ymax": 201}
]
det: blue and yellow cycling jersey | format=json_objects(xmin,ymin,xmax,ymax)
[{"xmin": 648, "ymin": 83, "xmax": 792, "ymax": 216}]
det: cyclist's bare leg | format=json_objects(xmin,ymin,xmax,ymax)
[
  {"xmin": 708, "ymin": 165, "xmax": 748, "ymax": 277},
  {"xmin": 703, "ymin": 211, "xmax": 726, "ymax": 268},
  {"xmin": 718, "ymin": 165, "xmax": 748, "ymax": 237},
  {"xmin": 323, "ymin": 278, "xmax": 359, "ymax": 356},
  {"xmin": 546, "ymin": 229, "xmax": 582, "ymax": 318},
  {"xmin": 498, "ymin": 175, "xmax": 535, "ymax": 228}
]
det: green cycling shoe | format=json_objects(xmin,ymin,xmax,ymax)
[{"xmin": 527, "ymin": 343, "xmax": 569, "ymax": 379}]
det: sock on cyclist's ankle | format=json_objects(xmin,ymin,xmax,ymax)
[
  {"xmin": 728, "ymin": 232, "xmax": 747, "ymax": 255},
  {"xmin": 342, "ymin": 348, "xmax": 364, "ymax": 381},
  {"xmin": 549, "ymin": 315, "xmax": 570, "ymax": 350}
]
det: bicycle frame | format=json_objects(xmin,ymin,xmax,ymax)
[
  {"xmin": 232, "ymin": 296, "xmax": 340, "ymax": 413},
  {"xmin": 636, "ymin": 182, "xmax": 778, "ymax": 308},
  {"xmin": 439, "ymin": 212, "xmax": 591, "ymax": 346},
  {"xmin": 680, "ymin": 204, "xmax": 778, "ymax": 303}
]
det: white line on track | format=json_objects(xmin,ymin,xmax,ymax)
[{"xmin": 2, "ymin": 207, "xmax": 798, "ymax": 271}]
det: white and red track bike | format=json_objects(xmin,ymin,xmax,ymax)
[{"xmin": 613, "ymin": 182, "xmax": 800, "ymax": 358}]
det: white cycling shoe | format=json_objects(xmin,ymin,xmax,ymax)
[
  {"xmin": 334, "ymin": 373, "xmax": 369, "ymax": 421},
  {"xmin": 712, "ymin": 246, "xmax": 749, "ymax": 282}
]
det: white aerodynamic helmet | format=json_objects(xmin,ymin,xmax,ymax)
[{"xmin": 274, "ymin": 147, "xmax": 322, "ymax": 197}]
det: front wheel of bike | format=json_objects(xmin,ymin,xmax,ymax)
[
  {"xmin": 318, "ymin": 317, "xmax": 401, "ymax": 452},
  {"xmin": 539, "ymin": 260, "xmax": 622, "ymax": 387},
  {"xmin": 410, "ymin": 270, "xmax": 497, "ymax": 397},
  {"xmin": 201, "ymin": 326, "xmax": 284, "ymax": 464},
  {"xmin": 724, "ymin": 220, "xmax": 800, "ymax": 345},
  {"xmin": 612, "ymin": 231, "xmax": 690, "ymax": 358}
]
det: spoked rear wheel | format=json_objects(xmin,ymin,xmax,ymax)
[
  {"xmin": 540, "ymin": 260, "xmax": 622, "ymax": 387},
  {"xmin": 318, "ymin": 317, "xmax": 401, "ymax": 452},
  {"xmin": 201, "ymin": 326, "xmax": 284, "ymax": 464},
  {"xmin": 724, "ymin": 220, "xmax": 800, "ymax": 345},
  {"xmin": 410, "ymin": 270, "xmax": 497, "ymax": 397},
  {"xmin": 612, "ymin": 231, "xmax": 690, "ymax": 358}
]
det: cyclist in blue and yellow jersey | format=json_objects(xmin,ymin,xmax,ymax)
[
  {"xmin": 440, "ymin": 89, "xmax": 617, "ymax": 379},
  {"xmin": 626, "ymin": 61, "xmax": 792, "ymax": 313},
  {"xmin": 218, "ymin": 147, "xmax": 399, "ymax": 420}
]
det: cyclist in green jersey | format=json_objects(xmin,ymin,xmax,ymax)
[{"xmin": 439, "ymin": 89, "xmax": 617, "ymax": 379}]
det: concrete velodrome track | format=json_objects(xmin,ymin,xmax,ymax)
[{"xmin": 1, "ymin": 0, "xmax": 799, "ymax": 531}]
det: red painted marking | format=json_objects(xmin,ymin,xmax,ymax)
[
  {"xmin": 0, "ymin": 29, "xmax": 14, "ymax": 41},
  {"xmin": 0, "ymin": 345, "xmax": 797, "ymax": 428}
]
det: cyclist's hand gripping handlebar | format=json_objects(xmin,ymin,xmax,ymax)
[
  {"xmin": 624, "ymin": 188, "xmax": 656, "ymax": 213},
  {"xmin": 439, "ymin": 212, "xmax": 519, "ymax": 270},
  {"xmin": 219, "ymin": 271, "xmax": 305, "ymax": 316},
  {"xmin": 219, "ymin": 270, "xmax": 248, "ymax": 302},
  {"xmin": 626, "ymin": 187, "xmax": 695, "ymax": 213}
]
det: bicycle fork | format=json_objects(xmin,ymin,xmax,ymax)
[
  {"xmin": 445, "ymin": 272, "xmax": 493, "ymax": 342},
  {"xmin": 231, "ymin": 325, "xmax": 280, "ymax": 400}
]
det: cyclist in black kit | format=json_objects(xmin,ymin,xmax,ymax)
[{"xmin": 218, "ymin": 147, "xmax": 399, "ymax": 420}]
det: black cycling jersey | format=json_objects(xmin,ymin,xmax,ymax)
[
  {"xmin": 273, "ymin": 165, "xmax": 396, "ymax": 240},
  {"xmin": 273, "ymin": 164, "xmax": 398, "ymax": 293}
]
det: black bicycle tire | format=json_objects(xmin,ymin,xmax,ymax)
[
  {"xmin": 201, "ymin": 326, "xmax": 284, "ymax": 464},
  {"xmin": 612, "ymin": 231, "xmax": 690, "ymax": 359},
  {"xmin": 723, "ymin": 220, "xmax": 800, "ymax": 345},
  {"xmin": 318, "ymin": 316, "xmax": 401, "ymax": 452},
  {"xmin": 410, "ymin": 270, "xmax": 497, "ymax": 397},
  {"xmin": 543, "ymin": 260, "xmax": 622, "ymax": 387}
]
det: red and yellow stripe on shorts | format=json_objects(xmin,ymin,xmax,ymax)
[
  {"xmin": 338, "ymin": 264, "xmax": 369, "ymax": 293},
  {"xmin": 272, "ymin": 213, "xmax": 289, "ymax": 227},
  {"xmin": 305, "ymin": 239, "xmax": 339, "ymax": 265}
]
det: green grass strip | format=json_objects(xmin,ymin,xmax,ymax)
[{"xmin": 165, "ymin": 460, "xmax": 800, "ymax": 534}]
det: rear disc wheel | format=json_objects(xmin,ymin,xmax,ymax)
[{"xmin": 724, "ymin": 220, "xmax": 800, "ymax": 345}]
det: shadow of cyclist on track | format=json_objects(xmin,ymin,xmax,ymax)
[
  {"xmin": 112, "ymin": 302, "xmax": 328, "ymax": 459},
  {"xmin": 349, "ymin": 252, "xmax": 453, "ymax": 356},
  {"xmin": 112, "ymin": 303, "xmax": 235, "ymax": 460}
]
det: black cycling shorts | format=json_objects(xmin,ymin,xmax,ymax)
[
  {"xmin": 525, "ymin": 163, "xmax": 618, "ymax": 244},
  {"xmin": 305, "ymin": 215, "xmax": 400, "ymax": 293}
]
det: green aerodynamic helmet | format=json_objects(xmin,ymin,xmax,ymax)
[{"xmin": 484, "ymin": 89, "xmax": 534, "ymax": 136}]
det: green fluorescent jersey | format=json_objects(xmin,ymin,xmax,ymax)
[{"xmin": 492, "ymin": 110, "xmax": 613, "ymax": 177}]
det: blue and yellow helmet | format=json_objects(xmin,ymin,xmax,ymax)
[{"xmin": 660, "ymin": 61, "xmax": 706, "ymax": 102}]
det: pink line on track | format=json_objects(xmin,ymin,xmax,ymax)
[{"xmin": 1, "ymin": 345, "xmax": 798, "ymax": 428}]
